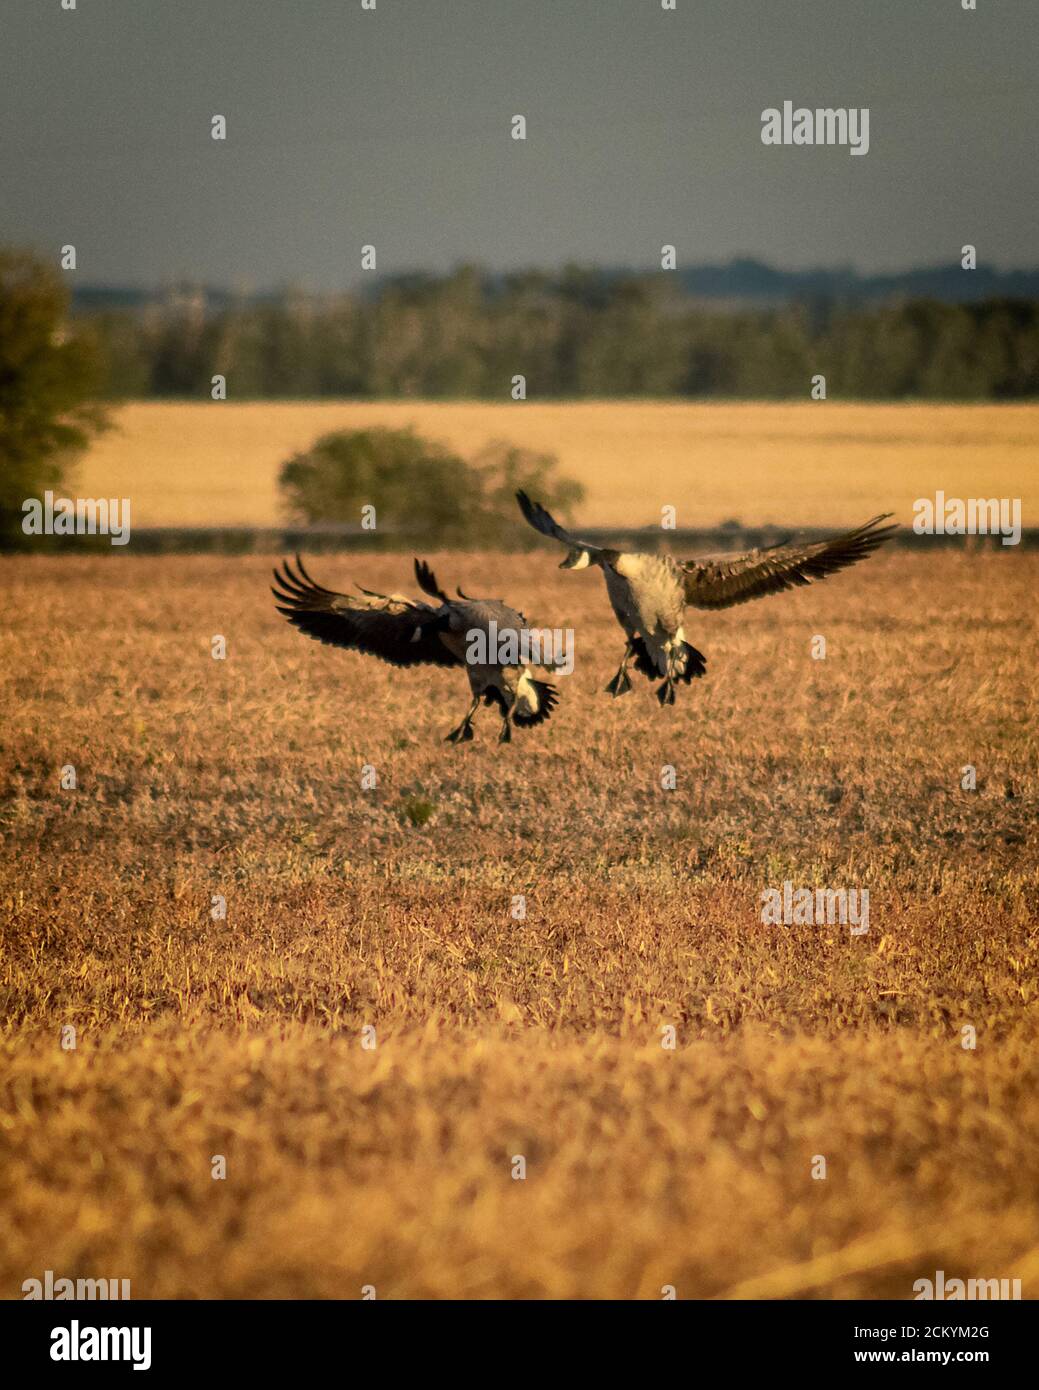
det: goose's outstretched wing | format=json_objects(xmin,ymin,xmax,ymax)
[
  {"xmin": 515, "ymin": 491, "xmax": 598, "ymax": 553},
  {"xmin": 681, "ymin": 515, "xmax": 898, "ymax": 610},
  {"xmin": 272, "ymin": 555, "xmax": 460, "ymax": 668}
]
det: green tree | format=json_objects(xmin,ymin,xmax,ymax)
[
  {"xmin": 0, "ymin": 249, "xmax": 109, "ymax": 545},
  {"xmin": 468, "ymin": 440, "xmax": 585, "ymax": 545},
  {"xmin": 279, "ymin": 426, "xmax": 583, "ymax": 548}
]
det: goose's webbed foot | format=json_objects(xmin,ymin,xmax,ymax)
[
  {"xmin": 656, "ymin": 679, "xmax": 676, "ymax": 707},
  {"xmin": 445, "ymin": 697, "xmax": 480, "ymax": 744},
  {"xmin": 605, "ymin": 643, "xmax": 634, "ymax": 697},
  {"xmin": 605, "ymin": 667, "xmax": 632, "ymax": 697}
]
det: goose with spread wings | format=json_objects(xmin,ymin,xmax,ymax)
[
  {"xmin": 272, "ymin": 555, "xmax": 558, "ymax": 743},
  {"xmin": 516, "ymin": 491, "xmax": 897, "ymax": 706}
]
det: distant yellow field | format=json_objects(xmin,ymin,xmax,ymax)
[{"xmin": 75, "ymin": 401, "xmax": 1039, "ymax": 529}]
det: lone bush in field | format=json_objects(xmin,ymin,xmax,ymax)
[
  {"xmin": 278, "ymin": 426, "xmax": 583, "ymax": 548},
  {"xmin": 0, "ymin": 249, "xmax": 109, "ymax": 548}
]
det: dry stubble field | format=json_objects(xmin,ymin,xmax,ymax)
[{"xmin": 1, "ymin": 547, "xmax": 1037, "ymax": 1299}]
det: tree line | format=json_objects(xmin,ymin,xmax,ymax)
[{"xmin": 85, "ymin": 266, "xmax": 1039, "ymax": 401}]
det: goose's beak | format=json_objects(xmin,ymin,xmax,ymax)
[{"xmin": 560, "ymin": 548, "xmax": 591, "ymax": 570}]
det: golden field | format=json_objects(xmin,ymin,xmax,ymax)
[
  {"xmin": 76, "ymin": 400, "xmax": 1039, "ymax": 529},
  {"xmin": 1, "ymin": 542, "xmax": 1037, "ymax": 1299}
]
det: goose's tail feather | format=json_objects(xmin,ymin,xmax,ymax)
[
  {"xmin": 512, "ymin": 677, "xmax": 559, "ymax": 727},
  {"xmin": 629, "ymin": 635, "xmax": 707, "ymax": 684},
  {"xmin": 673, "ymin": 640, "xmax": 707, "ymax": 684}
]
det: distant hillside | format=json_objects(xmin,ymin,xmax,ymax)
[
  {"xmin": 70, "ymin": 259, "xmax": 1039, "ymax": 317},
  {"xmin": 673, "ymin": 258, "xmax": 1039, "ymax": 306}
]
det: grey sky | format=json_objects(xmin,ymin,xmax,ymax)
[{"xmin": 2, "ymin": 0, "xmax": 1036, "ymax": 289}]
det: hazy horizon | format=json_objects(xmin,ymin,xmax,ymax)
[{"xmin": 59, "ymin": 254, "xmax": 1039, "ymax": 297}]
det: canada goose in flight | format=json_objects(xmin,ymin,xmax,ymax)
[
  {"xmin": 272, "ymin": 555, "xmax": 558, "ymax": 744},
  {"xmin": 516, "ymin": 491, "xmax": 897, "ymax": 706}
]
